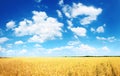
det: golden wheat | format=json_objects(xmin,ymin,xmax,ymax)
[{"xmin": 0, "ymin": 57, "xmax": 120, "ymax": 76}]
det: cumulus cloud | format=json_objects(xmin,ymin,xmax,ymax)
[
  {"xmin": 67, "ymin": 19, "xmax": 87, "ymax": 37},
  {"xmin": 6, "ymin": 44, "xmax": 13, "ymax": 48},
  {"xmin": 6, "ymin": 21, "xmax": 15, "ymax": 29},
  {"xmin": 1, "ymin": 40, "xmax": 111, "ymax": 56},
  {"xmin": 67, "ymin": 20, "xmax": 73, "ymax": 29},
  {"xmin": 56, "ymin": 10, "xmax": 63, "ymax": 18},
  {"xmin": 6, "ymin": 50, "xmax": 15, "ymax": 55},
  {"xmin": 2, "ymin": 49, "xmax": 28, "ymax": 56},
  {"xmin": 0, "ymin": 46, "xmax": 6, "ymax": 52},
  {"xmin": 62, "ymin": 3, "xmax": 102, "ymax": 25},
  {"xmin": 101, "ymin": 46, "xmax": 110, "ymax": 52},
  {"xmin": 62, "ymin": 5, "xmax": 72, "ymax": 18},
  {"xmin": 96, "ymin": 36, "xmax": 116, "ymax": 42},
  {"xmin": 0, "ymin": 37, "xmax": 9, "ymax": 44},
  {"xmin": 14, "ymin": 11, "xmax": 63, "ymax": 43},
  {"xmin": 79, "ymin": 44, "xmax": 96, "ymax": 52},
  {"xmin": 91, "ymin": 24, "xmax": 106, "ymax": 33},
  {"xmin": 96, "ymin": 26, "xmax": 104, "ymax": 33},
  {"xmin": 28, "ymin": 35, "xmax": 45, "ymax": 43},
  {"xmin": 35, "ymin": 44, "xmax": 42, "ymax": 47},
  {"xmin": 46, "ymin": 41, "xmax": 112, "ymax": 56},
  {"xmin": 67, "ymin": 40, "xmax": 80, "ymax": 46},
  {"xmin": 48, "ymin": 41, "xmax": 96, "ymax": 54},
  {"xmin": 19, "ymin": 49, "xmax": 27, "ymax": 54},
  {"xmin": 58, "ymin": 0, "xmax": 64, "ymax": 6},
  {"xmin": 70, "ymin": 27, "xmax": 87, "ymax": 37},
  {"xmin": 14, "ymin": 40, "xmax": 24, "ymax": 45},
  {"xmin": 90, "ymin": 28, "xmax": 96, "ymax": 32}
]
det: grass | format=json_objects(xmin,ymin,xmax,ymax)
[{"xmin": 0, "ymin": 57, "xmax": 120, "ymax": 76}]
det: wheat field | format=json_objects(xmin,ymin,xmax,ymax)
[{"xmin": 0, "ymin": 57, "xmax": 120, "ymax": 76}]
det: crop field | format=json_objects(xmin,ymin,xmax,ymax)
[{"xmin": 0, "ymin": 57, "xmax": 120, "ymax": 76}]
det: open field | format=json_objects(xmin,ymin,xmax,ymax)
[{"xmin": 0, "ymin": 57, "xmax": 120, "ymax": 76}]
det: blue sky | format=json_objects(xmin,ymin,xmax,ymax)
[{"xmin": 0, "ymin": 0, "xmax": 120, "ymax": 57}]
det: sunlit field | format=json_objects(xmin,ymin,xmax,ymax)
[{"xmin": 0, "ymin": 57, "xmax": 120, "ymax": 76}]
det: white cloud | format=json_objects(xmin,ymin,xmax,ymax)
[
  {"xmin": 96, "ymin": 26, "xmax": 104, "ymax": 33},
  {"xmin": 14, "ymin": 40, "xmax": 24, "ymax": 45},
  {"xmin": 48, "ymin": 41, "xmax": 96, "ymax": 54},
  {"xmin": 28, "ymin": 35, "xmax": 44, "ymax": 43},
  {"xmin": 101, "ymin": 46, "xmax": 110, "ymax": 52},
  {"xmin": 46, "ymin": 41, "xmax": 113, "ymax": 56},
  {"xmin": 6, "ymin": 50, "xmax": 15, "ymax": 55},
  {"xmin": 96, "ymin": 36, "xmax": 106, "ymax": 40},
  {"xmin": 90, "ymin": 28, "xmax": 95, "ymax": 32},
  {"xmin": 0, "ymin": 46, "xmax": 6, "ymax": 52},
  {"xmin": 91, "ymin": 24, "xmax": 106, "ymax": 33},
  {"xmin": 62, "ymin": 3, "xmax": 102, "ymax": 25},
  {"xmin": 62, "ymin": 5, "xmax": 72, "ymax": 18},
  {"xmin": 6, "ymin": 44, "xmax": 13, "ymax": 48},
  {"xmin": 3, "ymin": 49, "xmax": 28, "ymax": 56},
  {"xmin": 107, "ymin": 37, "xmax": 116, "ymax": 42},
  {"xmin": 79, "ymin": 44, "xmax": 96, "ymax": 52},
  {"xmin": 0, "ymin": 37, "xmax": 9, "ymax": 44},
  {"xmin": 1, "ymin": 40, "xmax": 112, "ymax": 56},
  {"xmin": 19, "ymin": 49, "xmax": 27, "ymax": 54},
  {"xmin": 14, "ymin": 11, "xmax": 63, "ymax": 43},
  {"xmin": 56, "ymin": 10, "xmax": 63, "ymax": 18},
  {"xmin": 70, "ymin": 27, "xmax": 87, "ymax": 37},
  {"xmin": 67, "ymin": 20, "xmax": 87, "ymax": 37},
  {"xmin": 96, "ymin": 36, "xmax": 116, "ymax": 42},
  {"xmin": 32, "ymin": 11, "xmax": 48, "ymax": 23},
  {"xmin": 67, "ymin": 40, "xmax": 80, "ymax": 46},
  {"xmin": 74, "ymin": 35, "xmax": 79, "ymax": 39},
  {"xmin": 35, "ymin": 44, "xmax": 42, "ymax": 47},
  {"xmin": 58, "ymin": 0, "xmax": 64, "ymax": 6},
  {"xmin": 6, "ymin": 21, "xmax": 15, "ymax": 29},
  {"xmin": 67, "ymin": 20, "xmax": 73, "ymax": 29}
]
